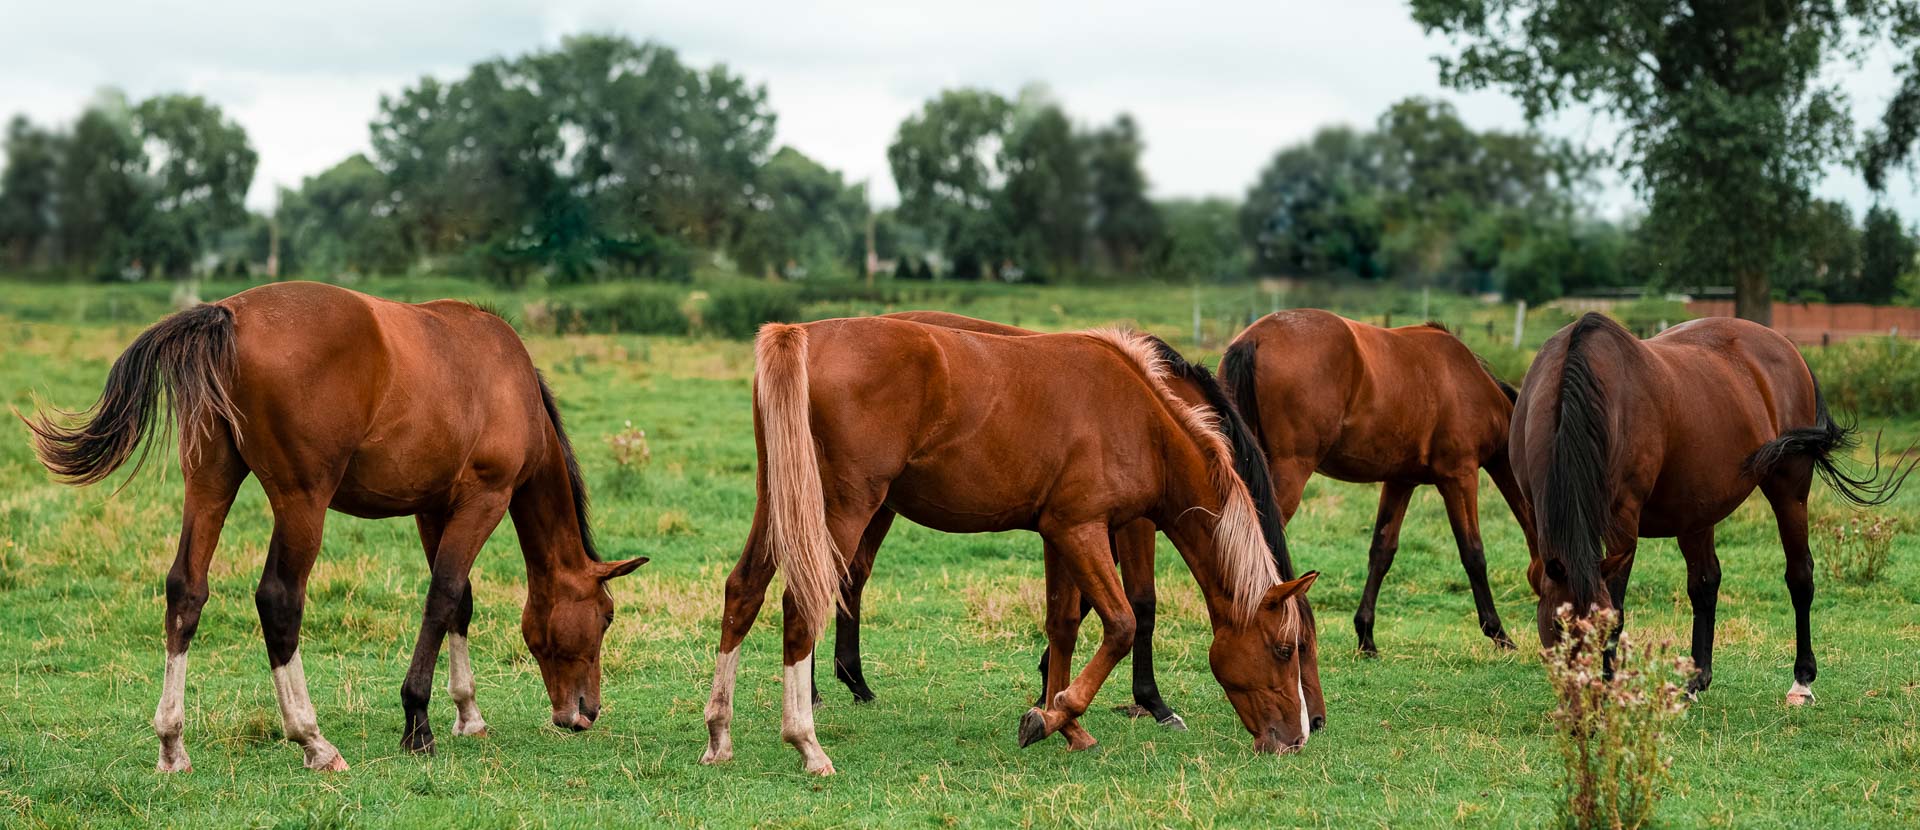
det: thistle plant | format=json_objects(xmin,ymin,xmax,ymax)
[{"xmin": 1543, "ymin": 605, "xmax": 1692, "ymax": 830}]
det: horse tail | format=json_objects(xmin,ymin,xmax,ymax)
[
  {"xmin": 23, "ymin": 303, "xmax": 240, "ymax": 488},
  {"xmin": 1743, "ymin": 374, "xmax": 1917, "ymax": 507},
  {"xmin": 1216, "ymin": 336, "xmax": 1292, "ymax": 579},
  {"xmin": 1538, "ymin": 313, "xmax": 1615, "ymax": 611},
  {"xmin": 753, "ymin": 323, "xmax": 844, "ymax": 640}
]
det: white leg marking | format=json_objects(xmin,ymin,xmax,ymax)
[
  {"xmin": 782, "ymin": 654, "xmax": 834, "ymax": 775},
  {"xmin": 1786, "ymin": 679, "xmax": 1816, "ymax": 706},
  {"xmin": 154, "ymin": 651, "xmax": 191, "ymax": 772},
  {"xmin": 701, "ymin": 647, "xmax": 740, "ymax": 764},
  {"xmin": 271, "ymin": 651, "xmax": 347, "ymax": 771},
  {"xmin": 447, "ymin": 634, "xmax": 488, "ymax": 737}
]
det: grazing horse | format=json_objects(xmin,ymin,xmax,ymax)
[
  {"xmin": 24, "ymin": 281, "xmax": 646, "ymax": 772},
  {"xmin": 701, "ymin": 317, "xmax": 1321, "ymax": 775},
  {"xmin": 821, "ymin": 311, "xmax": 1325, "ymax": 732},
  {"xmin": 1219, "ymin": 309, "xmax": 1534, "ymax": 654},
  {"xmin": 1512, "ymin": 313, "xmax": 1906, "ymax": 702}
]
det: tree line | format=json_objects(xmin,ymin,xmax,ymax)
[{"xmin": 4, "ymin": 28, "xmax": 1920, "ymax": 308}]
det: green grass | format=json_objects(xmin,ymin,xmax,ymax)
[{"xmin": 1, "ymin": 278, "xmax": 1917, "ymax": 827}]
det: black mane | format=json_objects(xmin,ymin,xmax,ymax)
[{"xmin": 536, "ymin": 371, "xmax": 599, "ymax": 561}]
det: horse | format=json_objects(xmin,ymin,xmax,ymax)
[
  {"xmin": 1219, "ymin": 309, "xmax": 1535, "ymax": 654},
  {"xmin": 23, "ymin": 281, "xmax": 646, "ymax": 772},
  {"xmin": 700, "ymin": 316, "xmax": 1321, "ymax": 775},
  {"xmin": 819, "ymin": 310, "xmax": 1324, "ymax": 733},
  {"xmin": 1511, "ymin": 312, "xmax": 1908, "ymax": 702}
]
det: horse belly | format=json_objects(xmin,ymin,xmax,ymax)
[
  {"xmin": 884, "ymin": 467, "xmax": 1042, "ymax": 534},
  {"xmin": 327, "ymin": 443, "xmax": 474, "ymax": 518}
]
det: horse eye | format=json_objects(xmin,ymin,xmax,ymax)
[
  {"xmin": 602, "ymin": 612, "xmax": 615, "ymax": 630},
  {"xmin": 1273, "ymin": 644, "xmax": 1295, "ymax": 661}
]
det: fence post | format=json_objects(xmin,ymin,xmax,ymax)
[
  {"xmin": 1512, "ymin": 300, "xmax": 1527, "ymax": 348},
  {"xmin": 1192, "ymin": 283, "xmax": 1202, "ymax": 346}
]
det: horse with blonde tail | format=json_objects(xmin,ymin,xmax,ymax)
[{"xmin": 701, "ymin": 317, "xmax": 1320, "ymax": 775}]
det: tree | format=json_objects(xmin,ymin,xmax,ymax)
[
  {"xmin": 57, "ymin": 94, "xmax": 144, "ymax": 276},
  {"xmin": 1158, "ymin": 198, "xmax": 1248, "ymax": 282},
  {"xmin": 124, "ymin": 94, "xmax": 258, "ymax": 277},
  {"xmin": 1082, "ymin": 114, "xmax": 1163, "ymax": 273},
  {"xmin": 734, "ymin": 146, "xmax": 867, "ymax": 280},
  {"xmin": 1772, "ymin": 199, "xmax": 1860, "ymax": 302},
  {"xmin": 275, "ymin": 154, "xmax": 409, "ymax": 277},
  {"xmin": 1241, "ymin": 125, "xmax": 1386, "ymax": 278},
  {"xmin": 1411, "ymin": 0, "xmax": 1909, "ymax": 323},
  {"xmin": 1001, "ymin": 88, "xmax": 1090, "ymax": 277},
  {"xmin": 0, "ymin": 115, "xmax": 63, "ymax": 268},
  {"xmin": 1860, "ymin": 205, "xmax": 1915, "ymax": 304},
  {"xmin": 888, "ymin": 89, "xmax": 1016, "ymax": 279}
]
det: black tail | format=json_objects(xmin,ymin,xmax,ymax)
[
  {"xmin": 1539, "ymin": 314, "xmax": 1614, "ymax": 611},
  {"xmin": 1219, "ymin": 339, "xmax": 1270, "ymax": 461},
  {"xmin": 535, "ymin": 371, "xmax": 599, "ymax": 561},
  {"xmin": 1743, "ymin": 376, "xmax": 1916, "ymax": 507},
  {"xmin": 1144, "ymin": 336, "xmax": 1295, "ymax": 583},
  {"xmin": 23, "ymin": 304, "xmax": 240, "ymax": 487}
]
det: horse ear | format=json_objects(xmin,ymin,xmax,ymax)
[
  {"xmin": 1262, "ymin": 570, "xmax": 1319, "ymax": 608},
  {"xmin": 598, "ymin": 557, "xmax": 649, "ymax": 581}
]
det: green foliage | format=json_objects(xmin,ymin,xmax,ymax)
[
  {"xmin": 1860, "ymin": 205, "xmax": 1917, "ymax": 305},
  {"xmin": 1082, "ymin": 114, "xmax": 1164, "ymax": 273},
  {"xmin": 733, "ymin": 147, "xmax": 867, "ymax": 281},
  {"xmin": 1543, "ymin": 607, "xmax": 1691, "ymax": 830},
  {"xmin": 1412, "ymin": 0, "xmax": 1912, "ymax": 321},
  {"xmin": 123, "ymin": 94, "xmax": 259, "ymax": 278},
  {"xmin": 888, "ymin": 88, "xmax": 1017, "ymax": 280},
  {"xmin": 1158, "ymin": 198, "xmax": 1248, "ymax": 282},
  {"xmin": 1802, "ymin": 336, "xmax": 1920, "ymax": 417},
  {"xmin": 542, "ymin": 283, "xmax": 691, "ymax": 336},
  {"xmin": 700, "ymin": 281, "xmax": 801, "ymax": 338},
  {"xmin": 275, "ymin": 154, "xmax": 408, "ymax": 278},
  {"xmin": 0, "ymin": 116, "xmax": 60, "ymax": 269},
  {"xmin": 1002, "ymin": 88, "xmax": 1091, "ymax": 278}
]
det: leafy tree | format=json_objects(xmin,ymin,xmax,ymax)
[
  {"xmin": 275, "ymin": 154, "xmax": 409, "ymax": 277},
  {"xmin": 1411, "ymin": 0, "xmax": 1911, "ymax": 323},
  {"xmin": 123, "ymin": 94, "xmax": 258, "ymax": 277},
  {"xmin": 1859, "ymin": 205, "xmax": 1915, "ymax": 304},
  {"xmin": 1240, "ymin": 125, "xmax": 1386, "ymax": 278},
  {"xmin": 1001, "ymin": 88, "xmax": 1090, "ymax": 277},
  {"xmin": 888, "ymin": 89, "xmax": 1015, "ymax": 279},
  {"xmin": 734, "ymin": 146, "xmax": 867, "ymax": 280},
  {"xmin": 1082, "ymin": 114, "xmax": 1163, "ymax": 273},
  {"xmin": 0, "ymin": 115, "xmax": 63, "ymax": 268},
  {"xmin": 1772, "ymin": 199, "xmax": 1860, "ymax": 302},
  {"xmin": 1157, "ymin": 198, "xmax": 1248, "ymax": 282},
  {"xmin": 56, "ymin": 95, "xmax": 144, "ymax": 276}
]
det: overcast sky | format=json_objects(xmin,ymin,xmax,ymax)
[{"xmin": 4, "ymin": 0, "xmax": 1915, "ymax": 217}]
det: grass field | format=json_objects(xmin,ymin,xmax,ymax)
[{"xmin": 1, "ymin": 278, "xmax": 1917, "ymax": 828}]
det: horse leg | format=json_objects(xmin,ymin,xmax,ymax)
[
  {"xmin": 778, "ymin": 505, "xmax": 879, "ymax": 775},
  {"xmin": 1033, "ymin": 543, "xmax": 1098, "ymax": 750},
  {"xmin": 1678, "ymin": 527, "xmax": 1720, "ymax": 697},
  {"xmin": 1354, "ymin": 481, "xmax": 1415, "ymax": 656},
  {"xmin": 416, "ymin": 512, "xmax": 487, "ymax": 737},
  {"xmin": 702, "ymin": 504, "xmax": 773, "ymax": 765},
  {"xmin": 1599, "ymin": 535, "xmax": 1639, "ymax": 679},
  {"xmin": 1439, "ymin": 474, "xmax": 1515, "ymax": 649},
  {"xmin": 399, "ymin": 494, "xmax": 509, "ymax": 754},
  {"xmin": 254, "ymin": 496, "xmax": 347, "ymax": 771},
  {"xmin": 1112, "ymin": 520, "xmax": 1182, "ymax": 728},
  {"xmin": 829, "ymin": 508, "xmax": 894, "ymax": 704},
  {"xmin": 1267, "ymin": 456, "xmax": 1315, "ymax": 525},
  {"xmin": 154, "ymin": 445, "xmax": 247, "ymax": 772},
  {"xmin": 1762, "ymin": 464, "xmax": 1818, "ymax": 706},
  {"xmin": 1019, "ymin": 522, "xmax": 1134, "ymax": 748},
  {"xmin": 1484, "ymin": 454, "xmax": 1539, "ymax": 560}
]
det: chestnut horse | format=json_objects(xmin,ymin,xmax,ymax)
[
  {"xmin": 1219, "ymin": 309, "xmax": 1535, "ymax": 654},
  {"xmin": 24, "ymin": 281, "xmax": 645, "ymax": 772},
  {"xmin": 820, "ymin": 311, "xmax": 1324, "ymax": 732},
  {"xmin": 700, "ymin": 317, "xmax": 1320, "ymax": 775},
  {"xmin": 1512, "ymin": 313, "xmax": 1907, "ymax": 702}
]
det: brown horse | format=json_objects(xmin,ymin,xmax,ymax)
[
  {"xmin": 700, "ymin": 317, "xmax": 1320, "ymax": 775},
  {"xmin": 24, "ymin": 281, "xmax": 645, "ymax": 772},
  {"xmin": 821, "ymin": 311, "xmax": 1325, "ymax": 732},
  {"xmin": 1512, "ymin": 313, "xmax": 1906, "ymax": 702},
  {"xmin": 1219, "ymin": 309, "xmax": 1534, "ymax": 654}
]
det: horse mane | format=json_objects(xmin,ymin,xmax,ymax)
[
  {"xmin": 1084, "ymin": 328, "xmax": 1279, "ymax": 622},
  {"xmin": 535, "ymin": 371, "xmax": 599, "ymax": 562},
  {"xmin": 1541, "ymin": 313, "xmax": 1618, "ymax": 610}
]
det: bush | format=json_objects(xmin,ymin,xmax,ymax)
[
  {"xmin": 1819, "ymin": 513, "xmax": 1899, "ymax": 585},
  {"xmin": 1544, "ymin": 606, "xmax": 1691, "ymax": 830},
  {"xmin": 702, "ymin": 282, "xmax": 802, "ymax": 339},
  {"xmin": 1802, "ymin": 336, "xmax": 1920, "ymax": 417},
  {"xmin": 543, "ymin": 285, "xmax": 690, "ymax": 335}
]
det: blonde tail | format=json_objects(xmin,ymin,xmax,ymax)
[{"xmin": 753, "ymin": 324, "xmax": 843, "ymax": 640}]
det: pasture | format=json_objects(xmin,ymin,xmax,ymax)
[{"xmin": 1, "ymin": 279, "xmax": 1917, "ymax": 828}]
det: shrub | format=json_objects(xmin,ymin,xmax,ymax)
[
  {"xmin": 1802, "ymin": 336, "xmax": 1920, "ymax": 417},
  {"xmin": 1819, "ymin": 513, "xmax": 1898, "ymax": 585},
  {"xmin": 702, "ymin": 282, "xmax": 802, "ymax": 339},
  {"xmin": 544, "ymin": 285, "xmax": 690, "ymax": 335},
  {"xmin": 1543, "ymin": 606, "xmax": 1692, "ymax": 830}
]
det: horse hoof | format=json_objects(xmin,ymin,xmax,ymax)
[
  {"xmin": 805, "ymin": 759, "xmax": 836, "ymax": 776},
  {"xmin": 1359, "ymin": 647, "xmax": 1380, "ymax": 659},
  {"xmin": 156, "ymin": 758, "xmax": 192, "ymax": 773},
  {"xmin": 850, "ymin": 687, "xmax": 876, "ymax": 704},
  {"xmin": 310, "ymin": 754, "xmax": 350, "ymax": 773},
  {"xmin": 1017, "ymin": 708, "xmax": 1049, "ymax": 748},
  {"xmin": 401, "ymin": 735, "xmax": 435, "ymax": 755},
  {"xmin": 1492, "ymin": 635, "xmax": 1517, "ymax": 651},
  {"xmin": 1786, "ymin": 685, "xmax": 1815, "ymax": 706},
  {"xmin": 700, "ymin": 746, "xmax": 732, "ymax": 765},
  {"xmin": 1065, "ymin": 732, "xmax": 1100, "ymax": 752},
  {"xmin": 1159, "ymin": 712, "xmax": 1189, "ymax": 731},
  {"xmin": 1111, "ymin": 704, "xmax": 1152, "ymax": 719}
]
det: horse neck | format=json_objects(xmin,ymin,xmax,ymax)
[
  {"xmin": 1154, "ymin": 450, "xmax": 1253, "ymax": 626},
  {"xmin": 507, "ymin": 444, "xmax": 597, "ymax": 586}
]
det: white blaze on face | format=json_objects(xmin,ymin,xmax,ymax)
[{"xmin": 1297, "ymin": 675, "xmax": 1310, "ymax": 745}]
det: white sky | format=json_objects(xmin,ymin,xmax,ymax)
[{"xmin": 3, "ymin": 0, "xmax": 1916, "ymax": 219}]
